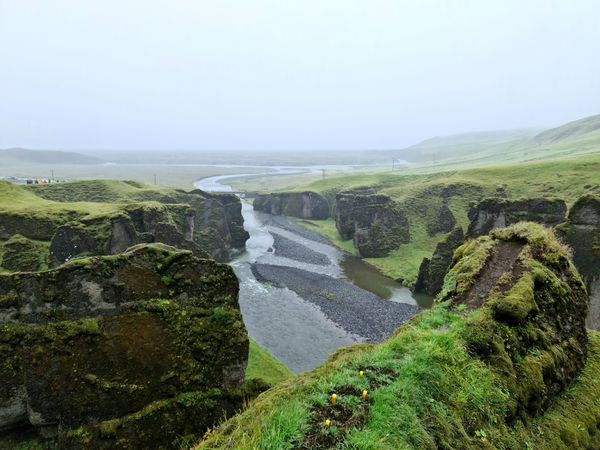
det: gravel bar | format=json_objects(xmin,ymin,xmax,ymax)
[
  {"xmin": 270, "ymin": 231, "xmax": 331, "ymax": 266},
  {"xmin": 251, "ymin": 263, "xmax": 420, "ymax": 342}
]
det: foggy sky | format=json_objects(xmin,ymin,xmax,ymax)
[{"xmin": 1, "ymin": 0, "xmax": 599, "ymax": 151}]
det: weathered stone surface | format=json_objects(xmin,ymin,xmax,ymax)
[
  {"xmin": 439, "ymin": 223, "xmax": 588, "ymax": 418},
  {"xmin": 414, "ymin": 226, "xmax": 464, "ymax": 296},
  {"xmin": 426, "ymin": 201, "xmax": 456, "ymax": 236},
  {"xmin": 467, "ymin": 197, "xmax": 567, "ymax": 237},
  {"xmin": 556, "ymin": 194, "xmax": 600, "ymax": 329},
  {"xmin": 335, "ymin": 191, "xmax": 409, "ymax": 257},
  {"xmin": 253, "ymin": 191, "xmax": 330, "ymax": 220},
  {"xmin": 0, "ymin": 244, "xmax": 249, "ymax": 448}
]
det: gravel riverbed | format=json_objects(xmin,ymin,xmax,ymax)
[
  {"xmin": 271, "ymin": 231, "xmax": 331, "ymax": 266},
  {"xmin": 252, "ymin": 263, "xmax": 420, "ymax": 342}
]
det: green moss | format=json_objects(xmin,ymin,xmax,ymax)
[{"xmin": 0, "ymin": 234, "xmax": 50, "ymax": 272}]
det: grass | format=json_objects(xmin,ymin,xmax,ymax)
[
  {"xmin": 197, "ymin": 305, "xmax": 600, "ymax": 449},
  {"xmin": 279, "ymin": 154, "xmax": 600, "ymax": 285},
  {"xmin": 292, "ymin": 219, "xmax": 358, "ymax": 255},
  {"xmin": 246, "ymin": 339, "xmax": 294, "ymax": 386}
]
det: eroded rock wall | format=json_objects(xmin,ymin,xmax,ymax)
[
  {"xmin": 335, "ymin": 191, "xmax": 410, "ymax": 257},
  {"xmin": 556, "ymin": 194, "xmax": 600, "ymax": 329},
  {"xmin": 467, "ymin": 197, "xmax": 567, "ymax": 238},
  {"xmin": 0, "ymin": 244, "xmax": 249, "ymax": 448},
  {"xmin": 414, "ymin": 226, "xmax": 464, "ymax": 296},
  {"xmin": 0, "ymin": 184, "xmax": 249, "ymax": 271},
  {"xmin": 253, "ymin": 191, "xmax": 330, "ymax": 220}
]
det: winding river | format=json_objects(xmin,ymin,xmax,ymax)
[{"xmin": 196, "ymin": 169, "xmax": 430, "ymax": 374}]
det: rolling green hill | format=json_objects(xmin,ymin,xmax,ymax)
[
  {"xmin": 377, "ymin": 113, "xmax": 600, "ymax": 171},
  {"xmin": 288, "ymin": 154, "xmax": 600, "ymax": 284}
]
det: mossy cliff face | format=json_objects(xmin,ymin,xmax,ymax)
[
  {"xmin": 439, "ymin": 223, "xmax": 588, "ymax": 420},
  {"xmin": 194, "ymin": 223, "xmax": 593, "ymax": 450},
  {"xmin": 0, "ymin": 181, "xmax": 249, "ymax": 272},
  {"xmin": 335, "ymin": 191, "xmax": 410, "ymax": 257},
  {"xmin": 467, "ymin": 197, "xmax": 567, "ymax": 237},
  {"xmin": 0, "ymin": 244, "xmax": 249, "ymax": 449},
  {"xmin": 253, "ymin": 191, "xmax": 330, "ymax": 220},
  {"xmin": 556, "ymin": 194, "xmax": 600, "ymax": 329},
  {"xmin": 414, "ymin": 226, "xmax": 464, "ymax": 296},
  {"xmin": 49, "ymin": 205, "xmax": 210, "ymax": 267},
  {"xmin": 426, "ymin": 201, "xmax": 457, "ymax": 236}
]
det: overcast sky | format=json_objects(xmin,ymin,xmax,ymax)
[{"xmin": 1, "ymin": 1, "xmax": 599, "ymax": 151}]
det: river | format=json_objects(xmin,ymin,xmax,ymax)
[{"xmin": 195, "ymin": 169, "xmax": 429, "ymax": 374}]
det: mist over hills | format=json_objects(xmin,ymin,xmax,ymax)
[{"xmin": 2, "ymin": 113, "xmax": 599, "ymax": 168}]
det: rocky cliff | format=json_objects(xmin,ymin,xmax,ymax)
[
  {"xmin": 0, "ymin": 243, "xmax": 250, "ymax": 449},
  {"xmin": 413, "ymin": 226, "xmax": 464, "ymax": 296},
  {"xmin": 467, "ymin": 197, "xmax": 567, "ymax": 237},
  {"xmin": 195, "ymin": 223, "xmax": 597, "ymax": 449},
  {"xmin": 0, "ymin": 181, "xmax": 249, "ymax": 272},
  {"xmin": 253, "ymin": 191, "xmax": 330, "ymax": 219},
  {"xmin": 556, "ymin": 194, "xmax": 600, "ymax": 330},
  {"xmin": 335, "ymin": 191, "xmax": 410, "ymax": 257}
]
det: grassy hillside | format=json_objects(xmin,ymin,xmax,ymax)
[
  {"xmin": 534, "ymin": 113, "xmax": 600, "ymax": 144},
  {"xmin": 26, "ymin": 179, "xmax": 177, "ymax": 203},
  {"xmin": 289, "ymin": 155, "xmax": 600, "ymax": 284},
  {"xmin": 246, "ymin": 339, "xmax": 294, "ymax": 386},
  {"xmin": 0, "ymin": 180, "xmax": 123, "ymax": 221}
]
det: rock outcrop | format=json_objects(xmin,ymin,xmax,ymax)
[
  {"xmin": 0, "ymin": 244, "xmax": 249, "ymax": 448},
  {"xmin": 413, "ymin": 226, "xmax": 464, "ymax": 296},
  {"xmin": 0, "ymin": 181, "xmax": 249, "ymax": 272},
  {"xmin": 335, "ymin": 191, "xmax": 409, "ymax": 257},
  {"xmin": 426, "ymin": 201, "xmax": 457, "ymax": 236},
  {"xmin": 467, "ymin": 197, "xmax": 567, "ymax": 237},
  {"xmin": 439, "ymin": 222, "xmax": 588, "ymax": 419},
  {"xmin": 556, "ymin": 194, "xmax": 600, "ymax": 329},
  {"xmin": 49, "ymin": 206, "xmax": 210, "ymax": 267},
  {"xmin": 253, "ymin": 192, "xmax": 330, "ymax": 220}
]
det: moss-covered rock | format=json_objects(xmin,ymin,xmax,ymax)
[
  {"xmin": 0, "ymin": 181, "xmax": 249, "ymax": 270},
  {"xmin": 426, "ymin": 201, "xmax": 457, "ymax": 236},
  {"xmin": 414, "ymin": 226, "xmax": 464, "ymax": 296},
  {"xmin": 440, "ymin": 222, "xmax": 588, "ymax": 419},
  {"xmin": 556, "ymin": 194, "xmax": 600, "ymax": 329},
  {"xmin": 335, "ymin": 191, "xmax": 409, "ymax": 257},
  {"xmin": 467, "ymin": 197, "xmax": 567, "ymax": 237},
  {"xmin": 0, "ymin": 235, "xmax": 49, "ymax": 272},
  {"xmin": 0, "ymin": 244, "xmax": 249, "ymax": 448},
  {"xmin": 253, "ymin": 191, "xmax": 330, "ymax": 219}
]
